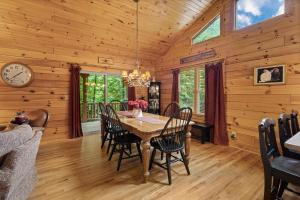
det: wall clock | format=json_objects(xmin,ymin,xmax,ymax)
[{"xmin": 1, "ymin": 63, "xmax": 34, "ymax": 87}]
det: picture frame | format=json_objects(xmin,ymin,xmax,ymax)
[{"xmin": 254, "ymin": 64, "xmax": 286, "ymax": 85}]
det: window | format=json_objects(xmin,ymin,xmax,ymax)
[
  {"xmin": 236, "ymin": 0, "xmax": 285, "ymax": 29},
  {"xmin": 80, "ymin": 73, "xmax": 127, "ymax": 104},
  {"xmin": 179, "ymin": 69, "xmax": 195, "ymax": 108},
  {"xmin": 107, "ymin": 75, "xmax": 127, "ymax": 102},
  {"xmin": 192, "ymin": 15, "xmax": 220, "ymax": 45},
  {"xmin": 179, "ymin": 67, "xmax": 205, "ymax": 114}
]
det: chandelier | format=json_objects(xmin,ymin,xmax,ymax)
[{"xmin": 122, "ymin": 0, "xmax": 151, "ymax": 87}]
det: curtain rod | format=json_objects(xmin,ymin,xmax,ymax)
[{"xmin": 172, "ymin": 58, "xmax": 225, "ymax": 71}]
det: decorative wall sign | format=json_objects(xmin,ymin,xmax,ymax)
[
  {"xmin": 180, "ymin": 49, "xmax": 216, "ymax": 64},
  {"xmin": 254, "ymin": 64, "xmax": 286, "ymax": 85},
  {"xmin": 97, "ymin": 57, "xmax": 114, "ymax": 65}
]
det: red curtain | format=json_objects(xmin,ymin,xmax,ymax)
[
  {"xmin": 128, "ymin": 86, "xmax": 136, "ymax": 110},
  {"xmin": 205, "ymin": 62, "xmax": 228, "ymax": 145},
  {"xmin": 171, "ymin": 69, "xmax": 180, "ymax": 103},
  {"xmin": 69, "ymin": 64, "xmax": 83, "ymax": 138}
]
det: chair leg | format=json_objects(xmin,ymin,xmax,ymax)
[
  {"xmin": 108, "ymin": 143, "xmax": 117, "ymax": 161},
  {"xmin": 101, "ymin": 132, "xmax": 108, "ymax": 149},
  {"xmin": 180, "ymin": 149, "xmax": 190, "ymax": 175},
  {"xmin": 117, "ymin": 145, "xmax": 124, "ymax": 171},
  {"xmin": 128, "ymin": 144, "xmax": 132, "ymax": 154},
  {"xmin": 166, "ymin": 153, "xmax": 172, "ymax": 185},
  {"xmin": 136, "ymin": 143, "xmax": 143, "ymax": 163},
  {"xmin": 277, "ymin": 180, "xmax": 287, "ymax": 198},
  {"xmin": 161, "ymin": 151, "xmax": 164, "ymax": 160},
  {"xmin": 272, "ymin": 178, "xmax": 280, "ymax": 199},
  {"xmin": 149, "ymin": 148, "xmax": 156, "ymax": 170},
  {"xmin": 106, "ymin": 136, "xmax": 112, "ymax": 154},
  {"xmin": 263, "ymin": 175, "xmax": 275, "ymax": 200}
]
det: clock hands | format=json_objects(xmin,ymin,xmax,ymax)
[{"xmin": 9, "ymin": 72, "xmax": 23, "ymax": 80}]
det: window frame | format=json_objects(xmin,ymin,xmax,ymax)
[
  {"xmin": 191, "ymin": 14, "xmax": 221, "ymax": 45},
  {"xmin": 234, "ymin": 0, "xmax": 286, "ymax": 30},
  {"xmin": 179, "ymin": 66, "xmax": 205, "ymax": 115}
]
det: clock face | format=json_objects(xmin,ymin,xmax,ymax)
[{"xmin": 1, "ymin": 63, "xmax": 33, "ymax": 87}]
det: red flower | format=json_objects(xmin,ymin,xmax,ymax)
[{"xmin": 128, "ymin": 100, "xmax": 148, "ymax": 110}]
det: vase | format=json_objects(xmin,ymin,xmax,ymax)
[{"xmin": 132, "ymin": 108, "xmax": 143, "ymax": 118}]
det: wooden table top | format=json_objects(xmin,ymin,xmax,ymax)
[
  {"xmin": 118, "ymin": 112, "xmax": 194, "ymax": 137},
  {"xmin": 285, "ymin": 131, "xmax": 300, "ymax": 153}
]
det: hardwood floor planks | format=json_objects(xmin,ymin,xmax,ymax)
[{"xmin": 29, "ymin": 134, "xmax": 300, "ymax": 200}]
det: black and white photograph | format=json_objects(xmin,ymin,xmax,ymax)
[{"xmin": 254, "ymin": 64, "xmax": 286, "ymax": 85}]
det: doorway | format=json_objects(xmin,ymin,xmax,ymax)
[{"xmin": 80, "ymin": 71, "xmax": 127, "ymax": 135}]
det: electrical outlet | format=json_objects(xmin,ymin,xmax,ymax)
[{"xmin": 231, "ymin": 132, "xmax": 237, "ymax": 140}]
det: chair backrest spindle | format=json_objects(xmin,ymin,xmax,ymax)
[{"xmin": 163, "ymin": 102, "xmax": 180, "ymax": 118}]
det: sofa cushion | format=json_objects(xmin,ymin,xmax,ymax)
[
  {"xmin": 0, "ymin": 125, "xmax": 34, "ymax": 158},
  {"xmin": 0, "ymin": 132, "xmax": 41, "ymax": 199}
]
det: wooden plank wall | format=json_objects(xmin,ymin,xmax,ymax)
[
  {"xmin": 155, "ymin": 0, "xmax": 300, "ymax": 153},
  {"xmin": 0, "ymin": 0, "xmax": 153, "ymax": 143}
]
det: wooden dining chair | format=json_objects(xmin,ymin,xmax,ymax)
[
  {"xmin": 278, "ymin": 113, "xmax": 300, "ymax": 160},
  {"xmin": 121, "ymin": 101, "xmax": 128, "ymax": 111},
  {"xmin": 160, "ymin": 102, "xmax": 181, "ymax": 160},
  {"xmin": 291, "ymin": 111, "xmax": 299, "ymax": 135},
  {"xmin": 106, "ymin": 105, "xmax": 142, "ymax": 171},
  {"xmin": 149, "ymin": 107, "xmax": 192, "ymax": 185},
  {"xmin": 162, "ymin": 102, "xmax": 180, "ymax": 117},
  {"xmin": 258, "ymin": 118, "xmax": 300, "ymax": 200},
  {"xmin": 99, "ymin": 102, "xmax": 111, "ymax": 152}
]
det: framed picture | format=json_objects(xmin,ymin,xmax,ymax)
[{"xmin": 254, "ymin": 64, "xmax": 286, "ymax": 85}]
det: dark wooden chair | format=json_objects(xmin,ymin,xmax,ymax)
[
  {"xmin": 258, "ymin": 118, "xmax": 300, "ymax": 200},
  {"xmin": 149, "ymin": 107, "xmax": 192, "ymax": 185},
  {"xmin": 278, "ymin": 113, "xmax": 300, "ymax": 160},
  {"xmin": 106, "ymin": 105, "xmax": 142, "ymax": 171},
  {"xmin": 121, "ymin": 101, "xmax": 128, "ymax": 111},
  {"xmin": 162, "ymin": 102, "xmax": 180, "ymax": 117},
  {"xmin": 27, "ymin": 109, "xmax": 49, "ymax": 128},
  {"xmin": 291, "ymin": 111, "xmax": 299, "ymax": 135},
  {"xmin": 160, "ymin": 102, "xmax": 181, "ymax": 159},
  {"xmin": 99, "ymin": 102, "xmax": 111, "ymax": 152}
]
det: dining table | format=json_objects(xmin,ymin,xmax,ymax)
[
  {"xmin": 101, "ymin": 111, "xmax": 194, "ymax": 183},
  {"xmin": 285, "ymin": 132, "xmax": 300, "ymax": 153}
]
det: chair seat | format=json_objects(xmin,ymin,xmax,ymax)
[
  {"xmin": 272, "ymin": 156, "xmax": 300, "ymax": 185},
  {"xmin": 151, "ymin": 140, "xmax": 183, "ymax": 153},
  {"xmin": 114, "ymin": 133, "xmax": 141, "ymax": 144}
]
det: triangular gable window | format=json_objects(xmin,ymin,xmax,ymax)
[{"xmin": 192, "ymin": 15, "xmax": 220, "ymax": 45}]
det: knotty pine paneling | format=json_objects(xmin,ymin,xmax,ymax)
[
  {"xmin": 0, "ymin": 0, "xmax": 162, "ymax": 143},
  {"xmin": 155, "ymin": 0, "xmax": 300, "ymax": 153},
  {"xmin": 0, "ymin": 59, "xmax": 70, "ymax": 142}
]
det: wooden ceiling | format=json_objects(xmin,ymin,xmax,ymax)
[{"xmin": 0, "ymin": 0, "xmax": 216, "ymax": 67}]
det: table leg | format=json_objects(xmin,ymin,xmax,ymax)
[
  {"xmin": 185, "ymin": 131, "xmax": 191, "ymax": 165},
  {"xmin": 142, "ymin": 140, "xmax": 151, "ymax": 183}
]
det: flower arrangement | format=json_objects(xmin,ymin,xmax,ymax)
[{"xmin": 128, "ymin": 99, "xmax": 148, "ymax": 111}]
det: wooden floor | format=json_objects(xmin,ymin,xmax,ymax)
[{"xmin": 29, "ymin": 134, "xmax": 300, "ymax": 200}]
